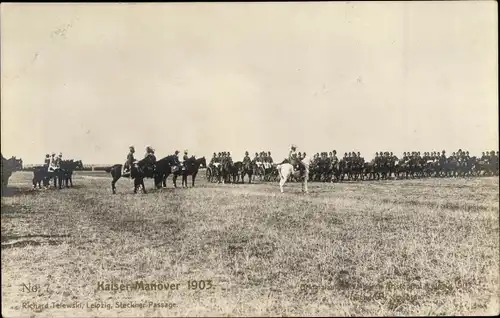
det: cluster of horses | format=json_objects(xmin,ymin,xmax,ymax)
[
  {"xmin": 1, "ymin": 154, "xmax": 23, "ymax": 188},
  {"xmin": 105, "ymin": 155, "xmax": 207, "ymax": 194},
  {"xmin": 30, "ymin": 160, "xmax": 84, "ymax": 189},
  {"xmin": 204, "ymin": 153, "xmax": 500, "ymax": 185}
]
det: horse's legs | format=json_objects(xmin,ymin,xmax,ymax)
[
  {"xmin": 141, "ymin": 179, "xmax": 147, "ymax": 194},
  {"xmin": 279, "ymin": 175, "xmax": 286, "ymax": 193},
  {"xmin": 172, "ymin": 175, "xmax": 178, "ymax": 188},
  {"xmin": 192, "ymin": 173, "xmax": 197, "ymax": 187}
]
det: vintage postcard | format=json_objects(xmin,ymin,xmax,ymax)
[{"xmin": 1, "ymin": 2, "xmax": 498, "ymax": 317}]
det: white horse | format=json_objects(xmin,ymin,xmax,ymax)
[{"xmin": 276, "ymin": 155, "xmax": 311, "ymax": 193}]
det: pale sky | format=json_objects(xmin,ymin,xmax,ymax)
[{"xmin": 1, "ymin": 2, "xmax": 498, "ymax": 164}]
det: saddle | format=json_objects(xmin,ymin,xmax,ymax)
[{"xmin": 171, "ymin": 165, "xmax": 180, "ymax": 173}]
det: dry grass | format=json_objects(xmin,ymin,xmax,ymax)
[{"xmin": 1, "ymin": 171, "xmax": 499, "ymax": 317}]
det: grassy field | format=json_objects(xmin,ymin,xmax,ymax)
[{"xmin": 1, "ymin": 171, "xmax": 499, "ymax": 317}]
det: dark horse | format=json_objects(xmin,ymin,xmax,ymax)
[
  {"xmin": 59, "ymin": 160, "xmax": 83, "ymax": 187},
  {"xmin": 2, "ymin": 154, "xmax": 23, "ymax": 188},
  {"xmin": 172, "ymin": 156, "xmax": 207, "ymax": 188},
  {"xmin": 153, "ymin": 155, "xmax": 180, "ymax": 188},
  {"xmin": 104, "ymin": 155, "xmax": 155, "ymax": 194},
  {"xmin": 239, "ymin": 160, "xmax": 254, "ymax": 184}
]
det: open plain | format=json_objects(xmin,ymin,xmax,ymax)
[{"xmin": 1, "ymin": 171, "xmax": 499, "ymax": 317}]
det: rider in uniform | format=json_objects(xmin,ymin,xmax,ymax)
[
  {"xmin": 48, "ymin": 153, "xmax": 57, "ymax": 172},
  {"xmin": 210, "ymin": 152, "xmax": 217, "ymax": 166},
  {"xmin": 55, "ymin": 153, "xmax": 63, "ymax": 170},
  {"xmin": 173, "ymin": 150, "xmax": 181, "ymax": 168},
  {"xmin": 44, "ymin": 154, "xmax": 51, "ymax": 168},
  {"xmin": 182, "ymin": 150, "xmax": 189, "ymax": 170},
  {"xmin": 253, "ymin": 152, "xmax": 260, "ymax": 163},
  {"xmin": 243, "ymin": 151, "xmax": 251, "ymax": 164},
  {"xmin": 143, "ymin": 146, "xmax": 156, "ymax": 171},
  {"xmin": 123, "ymin": 145, "xmax": 136, "ymax": 175},
  {"xmin": 267, "ymin": 151, "xmax": 273, "ymax": 164},
  {"xmin": 289, "ymin": 144, "xmax": 304, "ymax": 173},
  {"xmin": 332, "ymin": 150, "xmax": 338, "ymax": 164}
]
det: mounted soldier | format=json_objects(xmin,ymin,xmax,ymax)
[
  {"xmin": 48, "ymin": 153, "xmax": 57, "ymax": 172},
  {"xmin": 123, "ymin": 145, "xmax": 136, "ymax": 176},
  {"xmin": 332, "ymin": 150, "xmax": 338, "ymax": 164},
  {"xmin": 144, "ymin": 146, "xmax": 156, "ymax": 171},
  {"xmin": 173, "ymin": 150, "xmax": 181, "ymax": 166},
  {"xmin": 210, "ymin": 152, "xmax": 217, "ymax": 166},
  {"xmin": 55, "ymin": 152, "xmax": 63, "ymax": 169},
  {"xmin": 182, "ymin": 150, "xmax": 189, "ymax": 170},
  {"xmin": 267, "ymin": 151, "xmax": 273, "ymax": 164},
  {"xmin": 253, "ymin": 152, "xmax": 260, "ymax": 163},
  {"xmin": 243, "ymin": 151, "xmax": 251, "ymax": 164},
  {"xmin": 289, "ymin": 144, "xmax": 307, "ymax": 174},
  {"xmin": 44, "ymin": 154, "xmax": 50, "ymax": 168}
]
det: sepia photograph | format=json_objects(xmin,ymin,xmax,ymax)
[{"xmin": 1, "ymin": 1, "xmax": 498, "ymax": 316}]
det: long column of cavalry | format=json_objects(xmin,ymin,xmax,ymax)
[
  {"xmin": 1, "ymin": 149, "xmax": 499, "ymax": 190},
  {"xmin": 206, "ymin": 149, "xmax": 499, "ymax": 184}
]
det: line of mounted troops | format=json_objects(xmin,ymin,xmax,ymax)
[{"xmin": 309, "ymin": 149, "xmax": 499, "ymax": 166}]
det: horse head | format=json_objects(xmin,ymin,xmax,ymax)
[
  {"xmin": 74, "ymin": 160, "xmax": 83, "ymax": 170},
  {"xmin": 197, "ymin": 157, "xmax": 207, "ymax": 168}
]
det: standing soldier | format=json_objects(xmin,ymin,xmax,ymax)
[{"xmin": 267, "ymin": 151, "xmax": 273, "ymax": 164}]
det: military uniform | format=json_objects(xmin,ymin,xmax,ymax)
[
  {"xmin": 243, "ymin": 152, "xmax": 251, "ymax": 164},
  {"xmin": 48, "ymin": 154, "xmax": 57, "ymax": 171},
  {"xmin": 210, "ymin": 154, "xmax": 217, "ymax": 166},
  {"xmin": 125, "ymin": 151, "xmax": 135, "ymax": 171},
  {"xmin": 44, "ymin": 155, "xmax": 50, "ymax": 167}
]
